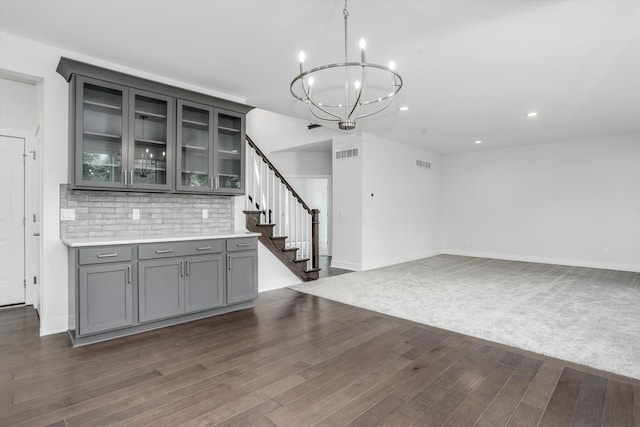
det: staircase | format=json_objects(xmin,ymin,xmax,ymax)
[{"xmin": 244, "ymin": 136, "xmax": 320, "ymax": 281}]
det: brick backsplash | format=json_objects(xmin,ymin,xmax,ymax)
[{"xmin": 60, "ymin": 184, "xmax": 233, "ymax": 239}]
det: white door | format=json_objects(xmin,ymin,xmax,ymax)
[{"xmin": 0, "ymin": 135, "xmax": 25, "ymax": 306}]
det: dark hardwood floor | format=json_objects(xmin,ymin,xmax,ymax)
[{"xmin": 1, "ymin": 289, "xmax": 638, "ymax": 426}]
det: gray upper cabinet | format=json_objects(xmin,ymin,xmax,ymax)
[
  {"xmin": 73, "ymin": 77, "xmax": 174, "ymax": 191},
  {"xmin": 214, "ymin": 109, "xmax": 245, "ymax": 194},
  {"xmin": 128, "ymin": 89, "xmax": 174, "ymax": 191},
  {"xmin": 74, "ymin": 76, "xmax": 129, "ymax": 189},
  {"xmin": 177, "ymin": 100, "xmax": 214, "ymax": 192},
  {"xmin": 58, "ymin": 57, "xmax": 253, "ymax": 194}
]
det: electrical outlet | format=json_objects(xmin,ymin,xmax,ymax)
[
  {"xmin": 202, "ymin": 209, "xmax": 208, "ymax": 219},
  {"xmin": 60, "ymin": 209, "xmax": 75, "ymax": 221},
  {"xmin": 132, "ymin": 209, "xmax": 140, "ymax": 220}
]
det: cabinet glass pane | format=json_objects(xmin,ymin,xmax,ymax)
[
  {"xmin": 133, "ymin": 95, "xmax": 168, "ymax": 186},
  {"xmin": 216, "ymin": 114, "xmax": 242, "ymax": 189},
  {"xmin": 180, "ymin": 105, "xmax": 210, "ymax": 188},
  {"xmin": 82, "ymin": 83, "xmax": 123, "ymax": 183}
]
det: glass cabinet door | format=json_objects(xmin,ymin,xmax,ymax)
[
  {"xmin": 176, "ymin": 100, "xmax": 214, "ymax": 192},
  {"xmin": 214, "ymin": 110, "xmax": 245, "ymax": 194},
  {"xmin": 129, "ymin": 90, "xmax": 173, "ymax": 190},
  {"xmin": 75, "ymin": 77, "xmax": 128, "ymax": 188}
]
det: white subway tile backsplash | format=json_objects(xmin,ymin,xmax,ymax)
[{"xmin": 60, "ymin": 184, "xmax": 234, "ymax": 239}]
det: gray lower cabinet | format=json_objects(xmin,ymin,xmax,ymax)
[
  {"xmin": 138, "ymin": 253, "xmax": 225, "ymax": 322},
  {"xmin": 77, "ymin": 248, "xmax": 134, "ymax": 336},
  {"xmin": 69, "ymin": 236, "xmax": 257, "ymax": 346},
  {"xmin": 185, "ymin": 254, "xmax": 225, "ymax": 313},
  {"xmin": 78, "ymin": 263, "xmax": 133, "ymax": 335},
  {"xmin": 226, "ymin": 237, "xmax": 258, "ymax": 304},
  {"xmin": 138, "ymin": 257, "xmax": 184, "ymax": 323}
]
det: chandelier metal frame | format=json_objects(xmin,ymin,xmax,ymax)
[{"xmin": 290, "ymin": 0, "xmax": 403, "ymax": 130}]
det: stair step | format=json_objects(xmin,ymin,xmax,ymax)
[
  {"xmin": 305, "ymin": 267, "xmax": 321, "ymax": 273},
  {"xmin": 243, "ymin": 210, "xmax": 262, "ymax": 214},
  {"xmin": 282, "ymin": 247, "xmax": 298, "ymax": 252},
  {"xmin": 294, "ymin": 258, "xmax": 310, "ymax": 264},
  {"xmin": 270, "ymin": 236, "xmax": 288, "ymax": 241},
  {"xmin": 257, "ymin": 224, "xmax": 275, "ymax": 228}
]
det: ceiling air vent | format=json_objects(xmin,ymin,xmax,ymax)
[
  {"xmin": 336, "ymin": 148, "xmax": 359, "ymax": 160},
  {"xmin": 416, "ymin": 159, "xmax": 431, "ymax": 169}
]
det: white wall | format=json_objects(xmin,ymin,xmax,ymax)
[
  {"xmin": 0, "ymin": 31, "xmax": 248, "ymax": 335},
  {"xmin": 441, "ymin": 134, "xmax": 640, "ymax": 272},
  {"xmin": 269, "ymin": 151, "xmax": 332, "ymax": 176},
  {"xmin": 0, "ymin": 77, "xmax": 38, "ymax": 131},
  {"xmin": 246, "ymin": 109, "xmax": 343, "ymax": 152},
  {"xmin": 331, "ymin": 135, "xmax": 364, "ymax": 270},
  {"xmin": 360, "ymin": 134, "xmax": 441, "ymax": 270}
]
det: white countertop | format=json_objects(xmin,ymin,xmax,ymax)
[{"xmin": 62, "ymin": 232, "xmax": 261, "ymax": 247}]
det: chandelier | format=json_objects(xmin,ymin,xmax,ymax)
[{"xmin": 290, "ymin": 0, "xmax": 403, "ymax": 130}]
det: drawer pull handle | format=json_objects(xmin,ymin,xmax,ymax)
[
  {"xmin": 196, "ymin": 246, "xmax": 212, "ymax": 251},
  {"xmin": 186, "ymin": 260, "xmax": 190, "ymax": 276},
  {"xmin": 155, "ymin": 249, "xmax": 173, "ymax": 254},
  {"xmin": 97, "ymin": 253, "xmax": 118, "ymax": 258},
  {"xmin": 237, "ymin": 243, "xmax": 250, "ymax": 247},
  {"xmin": 127, "ymin": 266, "xmax": 132, "ymax": 284}
]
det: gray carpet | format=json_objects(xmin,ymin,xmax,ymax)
[{"xmin": 290, "ymin": 255, "xmax": 640, "ymax": 380}]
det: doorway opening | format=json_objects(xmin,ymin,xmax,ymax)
[{"xmin": 1, "ymin": 72, "xmax": 43, "ymax": 313}]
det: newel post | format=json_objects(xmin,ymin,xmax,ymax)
[{"xmin": 311, "ymin": 209, "xmax": 320, "ymax": 270}]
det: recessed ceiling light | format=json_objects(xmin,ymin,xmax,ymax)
[
  {"xmin": 527, "ymin": 111, "xmax": 538, "ymax": 117},
  {"xmin": 399, "ymin": 106, "xmax": 409, "ymax": 111},
  {"xmin": 474, "ymin": 140, "xmax": 482, "ymax": 144}
]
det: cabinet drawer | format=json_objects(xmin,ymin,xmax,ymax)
[
  {"xmin": 138, "ymin": 240, "xmax": 225, "ymax": 259},
  {"xmin": 183, "ymin": 240, "xmax": 224, "ymax": 256},
  {"xmin": 78, "ymin": 246, "xmax": 133, "ymax": 265},
  {"xmin": 138, "ymin": 242, "xmax": 192, "ymax": 259},
  {"xmin": 226, "ymin": 237, "xmax": 257, "ymax": 252}
]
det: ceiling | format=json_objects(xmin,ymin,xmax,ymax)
[{"xmin": 1, "ymin": 0, "xmax": 639, "ymax": 154}]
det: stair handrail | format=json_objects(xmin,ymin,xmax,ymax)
[{"xmin": 246, "ymin": 135, "xmax": 312, "ymax": 214}]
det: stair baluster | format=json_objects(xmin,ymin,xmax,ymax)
[{"xmin": 244, "ymin": 135, "xmax": 320, "ymax": 281}]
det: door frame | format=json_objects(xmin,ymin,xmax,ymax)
[
  {"xmin": 287, "ymin": 174, "xmax": 332, "ymax": 257},
  {"xmin": 1, "ymin": 127, "xmax": 42, "ymax": 308}
]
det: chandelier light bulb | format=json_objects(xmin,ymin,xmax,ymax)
[
  {"xmin": 359, "ymin": 38, "xmax": 366, "ymax": 50},
  {"xmin": 355, "ymin": 80, "xmax": 361, "ymax": 90},
  {"xmin": 308, "ymin": 76, "xmax": 314, "ymax": 86},
  {"xmin": 298, "ymin": 51, "xmax": 306, "ymax": 63},
  {"xmin": 389, "ymin": 61, "xmax": 396, "ymax": 71}
]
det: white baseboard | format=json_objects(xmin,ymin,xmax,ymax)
[
  {"xmin": 361, "ymin": 250, "xmax": 442, "ymax": 271},
  {"xmin": 332, "ymin": 250, "xmax": 442, "ymax": 272},
  {"xmin": 441, "ymin": 249, "xmax": 640, "ymax": 273},
  {"xmin": 330, "ymin": 260, "xmax": 361, "ymax": 271}
]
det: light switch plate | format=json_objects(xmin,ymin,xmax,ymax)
[
  {"xmin": 132, "ymin": 208, "xmax": 140, "ymax": 220},
  {"xmin": 202, "ymin": 209, "xmax": 208, "ymax": 219},
  {"xmin": 60, "ymin": 208, "xmax": 75, "ymax": 221}
]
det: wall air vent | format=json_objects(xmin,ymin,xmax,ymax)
[
  {"xmin": 416, "ymin": 160, "xmax": 431, "ymax": 169},
  {"xmin": 335, "ymin": 148, "xmax": 360, "ymax": 160}
]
